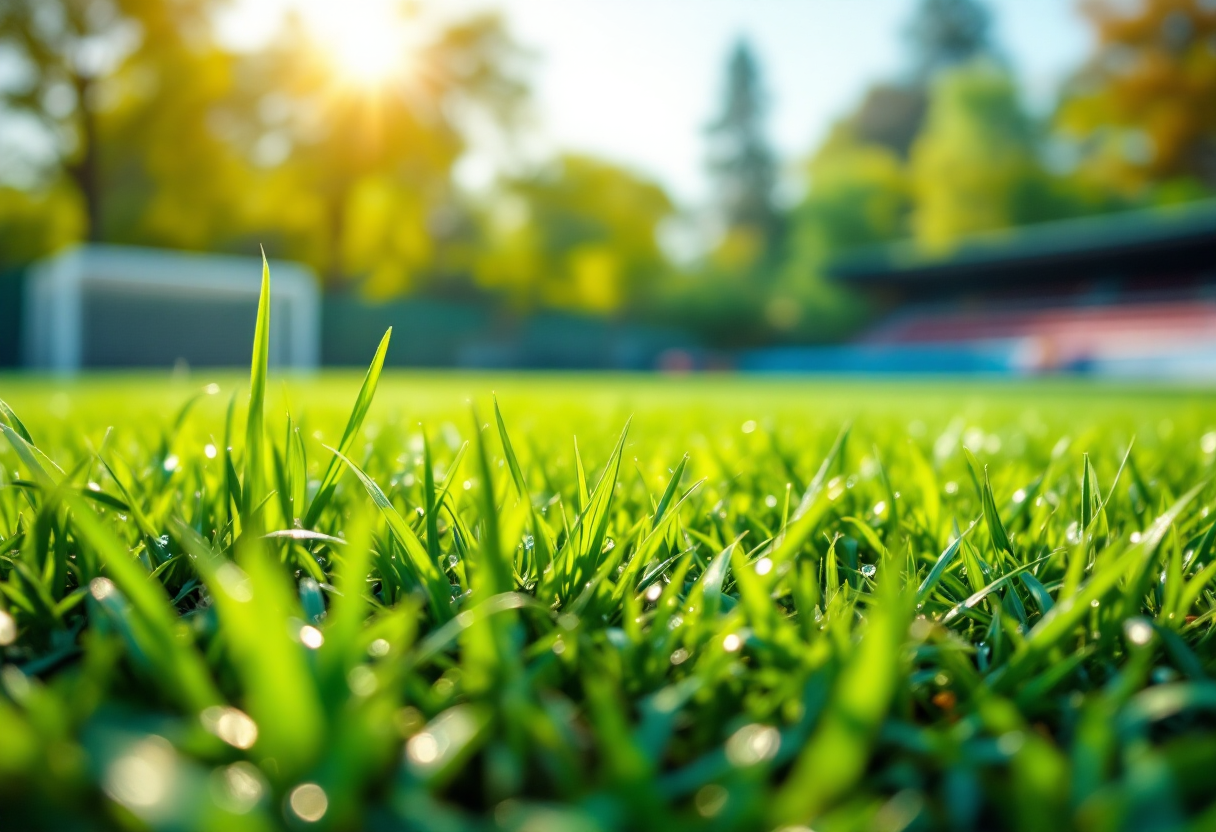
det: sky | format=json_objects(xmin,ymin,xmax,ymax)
[
  {"xmin": 224, "ymin": 0, "xmax": 1094, "ymax": 205},
  {"xmin": 452, "ymin": 0, "xmax": 1093, "ymax": 204}
]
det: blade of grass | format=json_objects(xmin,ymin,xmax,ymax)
[{"xmin": 303, "ymin": 327, "xmax": 392, "ymax": 529}]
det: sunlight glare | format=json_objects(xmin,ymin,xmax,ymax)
[{"xmin": 302, "ymin": 0, "xmax": 411, "ymax": 85}]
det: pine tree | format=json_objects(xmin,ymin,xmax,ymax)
[
  {"xmin": 906, "ymin": 0, "xmax": 996, "ymax": 79},
  {"xmin": 705, "ymin": 39, "xmax": 782, "ymax": 260}
]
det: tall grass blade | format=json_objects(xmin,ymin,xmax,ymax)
[{"xmin": 303, "ymin": 327, "xmax": 392, "ymax": 528}]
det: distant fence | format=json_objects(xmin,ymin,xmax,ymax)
[
  {"xmin": 322, "ymin": 297, "xmax": 697, "ymax": 370},
  {"xmin": 0, "ymin": 266, "xmax": 23, "ymax": 368},
  {"xmin": 0, "ymin": 262, "xmax": 698, "ymax": 371},
  {"xmin": 739, "ymin": 341, "xmax": 1037, "ymax": 375},
  {"xmin": 739, "ymin": 339, "xmax": 1216, "ymax": 379}
]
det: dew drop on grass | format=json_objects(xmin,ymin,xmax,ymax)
[
  {"xmin": 348, "ymin": 666, "xmax": 377, "ymax": 696},
  {"xmin": 407, "ymin": 732, "xmax": 438, "ymax": 764},
  {"xmin": 0, "ymin": 610, "xmax": 16, "ymax": 646},
  {"xmin": 368, "ymin": 638, "xmax": 391, "ymax": 657},
  {"xmin": 89, "ymin": 577, "xmax": 116, "ymax": 601},
  {"xmin": 201, "ymin": 706, "xmax": 259, "ymax": 749},
  {"xmin": 755, "ymin": 557, "xmax": 773, "ymax": 576},
  {"xmin": 645, "ymin": 583, "xmax": 663, "ymax": 602},
  {"xmin": 288, "ymin": 783, "xmax": 328, "ymax": 822},
  {"xmin": 299, "ymin": 625, "xmax": 324, "ymax": 649},
  {"xmin": 670, "ymin": 648, "xmax": 689, "ymax": 665},
  {"xmin": 215, "ymin": 762, "xmax": 263, "ymax": 814},
  {"xmin": 861, "ymin": 564, "xmax": 877, "ymax": 578},
  {"xmin": 723, "ymin": 633, "xmax": 742, "ymax": 652},
  {"xmin": 104, "ymin": 737, "xmax": 177, "ymax": 812},
  {"xmin": 1124, "ymin": 617, "xmax": 1154, "ymax": 646},
  {"xmin": 204, "ymin": 443, "xmax": 217, "ymax": 459},
  {"xmin": 725, "ymin": 723, "xmax": 780, "ymax": 766}
]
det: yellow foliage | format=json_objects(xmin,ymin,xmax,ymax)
[
  {"xmin": 343, "ymin": 178, "xmax": 434, "ymax": 299},
  {"xmin": 1059, "ymin": 0, "xmax": 1216, "ymax": 191},
  {"xmin": 476, "ymin": 155, "xmax": 673, "ymax": 313},
  {"xmin": 711, "ymin": 227, "xmax": 765, "ymax": 272},
  {"xmin": 0, "ymin": 186, "xmax": 84, "ymax": 264},
  {"xmin": 910, "ymin": 63, "xmax": 1037, "ymax": 250},
  {"xmin": 567, "ymin": 246, "xmax": 621, "ymax": 313}
]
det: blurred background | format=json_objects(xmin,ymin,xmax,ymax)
[{"xmin": 2, "ymin": 0, "xmax": 1215, "ymax": 376}]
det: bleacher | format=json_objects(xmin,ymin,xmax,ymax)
[
  {"xmin": 866, "ymin": 298, "xmax": 1216, "ymax": 373},
  {"xmin": 745, "ymin": 201, "xmax": 1216, "ymax": 378}
]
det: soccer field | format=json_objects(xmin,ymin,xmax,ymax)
[{"xmin": 3, "ymin": 362, "xmax": 1216, "ymax": 831}]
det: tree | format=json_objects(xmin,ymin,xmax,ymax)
[
  {"xmin": 910, "ymin": 64, "xmax": 1033, "ymax": 248},
  {"xmin": 243, "ymin": 11, "xmax": 531, "ymax": 289},
  {"xmin": 0, "ymin": 0, "xmax": 217, "ymax": 241},
  {"xmin": 1058, "ymin": 0, "xmax": 1216, "ymax": 193},
  {"xmin": 796, "ymin": 125, "xmax": 912, "ymax": 254},
  {"xmin": 0, "ymin": 184, "xmax": 82, "ymax": 267},
  {"xmin": 822, "ymin": 1, "xmax": 994, "ymax": 168},
  {"xmin": 848, "ymin": 84, "xmax": 930, "ymax": 159},
  {"xmin": 906, "ymin": 0, "xmax": 996, "ymax": 80},
  {"xmin": 477, "ymin": 154, "xmax": 674, "ymax": 313},
  {"xmin": 705, "ymin": 39, "xmax": 782, "ymax": 269}
]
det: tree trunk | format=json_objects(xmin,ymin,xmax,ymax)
[{"xmin": 68, "ymin": 74, "xmax": 103, "ymax": 242}]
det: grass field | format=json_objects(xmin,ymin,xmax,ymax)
[{"xmin": 4, "ymin": 274, "xmax": 1216, "ymax": 831}]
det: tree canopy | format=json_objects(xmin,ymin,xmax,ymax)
[
  {"xmin": 705, "ymin": 39, "xmax": 783, "ymax": 271},
  {"xmin": 0, "ymin": 0, "xmax": 1213, "ymax": 346}
]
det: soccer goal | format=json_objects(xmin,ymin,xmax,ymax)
[{"xmin": 23, "ymin": 245, "xmax": 319, "ymax": 373}]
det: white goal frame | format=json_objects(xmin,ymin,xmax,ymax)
[{"xmin": 22, "ymin": 245, "xmax": 320, "ymax": 373}]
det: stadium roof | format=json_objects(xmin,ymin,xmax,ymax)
[{"xmin": 828, "ymin": 199, "xmax": 1216, "ymax": 290}]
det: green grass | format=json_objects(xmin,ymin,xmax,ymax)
[{"xmin": 4, "ymin": 272, "xmax": 1216, "ymax": 830}]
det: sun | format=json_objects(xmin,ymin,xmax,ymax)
[{"xmin": 301, "ymin": 0, "xmax": 413, "ymax": 86}]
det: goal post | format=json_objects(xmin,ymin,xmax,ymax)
[{"xmin": 22, "ymin": 245, "xmax": 320, "ymax": 373}]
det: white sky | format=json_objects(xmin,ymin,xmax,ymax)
[{"xmin": 220, "ymin": 1, "xmax": 1094, "ymax": 206}]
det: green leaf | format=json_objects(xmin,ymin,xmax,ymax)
[
  {"xmin": 0, "ymin": 399, "xmax": 33, "ymax": 445},
  {"xmin": 325, "ymin": 444, "xmax": 451, "ymax": 622},
  {"xmin": 303, "ymin": 327, "xmax": 392, "ymax": 528},
  {"xmin": 981, "ymin": 466, "xmax": 1014, "ymax": 557},
  {"xmin": 242, "ymin": 250, "xmax": 272, "ymax": 528}
]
